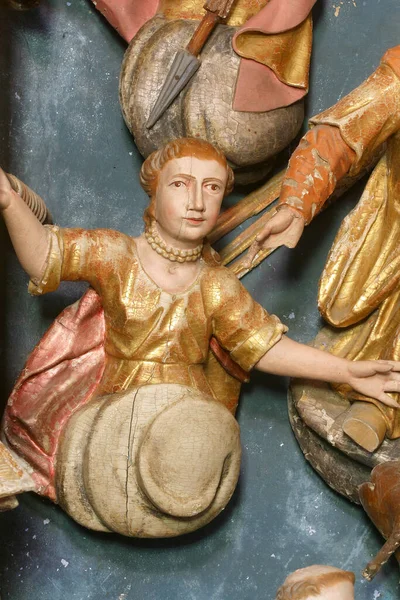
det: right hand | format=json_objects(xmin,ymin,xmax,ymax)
[
  {"xmin": 244, "ymin": 205, "xmax": 305, "ymax": 267},
  {"xmin": 0, "ymin": 168, "xmax": 13, "ymax": 210},
  {"xmin": 347, "ymin": 360, "xmax": 400, "ymax": 409}
]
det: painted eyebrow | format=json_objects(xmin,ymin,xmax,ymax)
[
  {"xmin": 169, "ymin": 174, "xmax": 224, "ymax": 184},
  {"xmin": 169, "ymin": 173, "xmax": 196, "ymax": 180},
  {"xmin": 203, "ymin": 178, "xmax": 224, "ymax": 184}
]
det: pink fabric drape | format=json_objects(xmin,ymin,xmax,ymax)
[
  {"xmin": 3, "ymin": 289, "xmax": 106, "ymax": 500},
  {"xmin": 92, "ymin": 0, "xmax": 160, "ymax": 41},
  {"xmin": 232, "ymin": 0, "xmax": 317, "ymax": 111}
]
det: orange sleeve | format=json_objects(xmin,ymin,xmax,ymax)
[
  {"xmin": 278, "ymin": 45, "xmax": 400, "ymax": 224},
  {"xmin": 278, "ymin": 125, "xmax": 355, "ymax": 224},
  {"xmin": 309, "ymin": 47, "xmax": 400, "ymax": 175}
]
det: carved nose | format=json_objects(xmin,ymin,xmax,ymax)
[
  {"xmin": 138, "ymin": 396, "xmax": 241, "ymax": 518},
  {"xmin": 188, "ymin": 184, "xmax": 205, "ymax": 212}
]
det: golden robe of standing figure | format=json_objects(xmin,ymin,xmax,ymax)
[
  {"xmin": 313, "ymin": 47, "xmax": 400, "ymax": 446},
  {"xmin": 248, "ymin": 47, "xmax": 400, "ymax": 579},
  {"xmin": 253, "ymin": 46, "xmax": 400, "ymax": 452}
]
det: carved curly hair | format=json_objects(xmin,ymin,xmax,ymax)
[
  {"xmin": 140, "ymin": 137, "xmax": 234, "ymax": 228},
  {"xmin": 275, "ymin": 568, "xmax": 355, "ymax": 600},
  {"xmin": 276, "ymin": 581, "xmax": 320, "ymax": 600}
]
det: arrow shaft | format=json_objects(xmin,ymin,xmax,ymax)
[{"xmin": 186, "ymin": 10, "xmax": 220, "ymax": 56}]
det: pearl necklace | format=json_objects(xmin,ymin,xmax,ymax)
[{"xmin": 145, "ymin": 221, "xmax": 203, "ymax": 263}]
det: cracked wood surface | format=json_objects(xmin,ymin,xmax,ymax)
[
  {"xmin": 119, "ymin": 17, "xmax": 304, "ymax": 185},
  {"xmin": 56, "ymin": 384, "xmax": 241, "ymax": 537}
]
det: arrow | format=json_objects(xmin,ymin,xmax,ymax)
[{"xmin": 146, "ymin": 0, "xmax": 236, "ymax": 129}]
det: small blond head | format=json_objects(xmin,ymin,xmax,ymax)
[
  {"xmin": 140, "ymin": 137, "xmax": 234, "ymax": 228},
  {"xmin": 276, "ymin": 565, "xmax": 355, "ymax": 600}
]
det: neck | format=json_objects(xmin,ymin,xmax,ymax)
[{"xmin": 145, "ymin": 221, "xmax": 203, "ymax": 263}]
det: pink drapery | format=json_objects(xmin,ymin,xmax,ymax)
[
  {"xmin": 232, "ymin": 0, "xmax": 316, "ymax": 111},
  {"xmin": 3, "ymin": 289, "xmax": 106, "ymax": 500}
]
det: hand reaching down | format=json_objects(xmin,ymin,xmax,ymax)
[
  {"xmin": 244, "ymin": 205, "xmax": 305, "ymax": 267},
  {"xmin": 348, "ymin": 360, "xmax": 400, "ymax": 408}
]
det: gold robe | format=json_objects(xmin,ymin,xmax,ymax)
[
  {"xmin": 30, "ymin": 227, "xmax": 287, "ymax": 411},
  {"xmin": 311, "ymin": 47, "xmax": 400, "ymax": 438}
]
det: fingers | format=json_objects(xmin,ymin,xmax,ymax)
[
  {"xmin": 383, "ymin": 380, "xmax": 400, "ymax": 394},
  {"xmin": 255, "ymin": 222, "xmax": 274, "ymax": 243},
  {"xmin": 377, "ymin": 378, "xmax": 400, "ymax": 408},
  {"xmin": 366, "ymin": 359, "xmax": 400, "ymax": 373},
  {"xmin": 243, "ymin": 209, "xmax": 306, "ymax": 268},
  {"xmin": 381, "ymin": 360, "xmax": 400, "ymax": 372},
  {"xmin": 378, "ymin": 392, "xmax": 400, "ymax": 409},
  {"xmin": 255, "ymin": 211, "xmax": 296, "ymax": 244},
  {"xmin": 256, "ymin": 219, "xmax": 288, "ymax": 241},
  {"xmin": 349, "ymin": 360, "xmax": 393, "ymax": 377},
  {"xmin": 244, "ymin": 241, "xmax": 261, "ymax": 267}
]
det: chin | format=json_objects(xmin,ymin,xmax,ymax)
[
  {"xmin": 179, "ymin": 229, "xmax": 208, "ymax": 244},
  {"xmin": 183, "ymin": 236, "xmax": 205, "ymax": 247}
]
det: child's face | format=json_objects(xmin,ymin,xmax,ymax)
[{"xmin": 154, "ymin": 156, "xmax": 227, "ymax": 247}]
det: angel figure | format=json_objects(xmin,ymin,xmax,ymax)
[
  {"xmin": 88, "ymin": 0, "xmax": 319, "ymax": 278},
  {"xmin": 1, "ymin": 137, "xmax": 399, "ymax": 538}
]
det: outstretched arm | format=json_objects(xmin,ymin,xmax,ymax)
[
  {"xmin": 246, "ymin": 47, "xmax": 400, "ymax": 265},
  {"xmin": 256, "ymin": 336, "xmax": 400, "ymax": 409},
  {"xmin": 0, "ymin": 168, "xmax": 49, "ymax": 282},
  {"xmin": 245, "ymin": 124, "xmax": 356, "ymax": 265}
]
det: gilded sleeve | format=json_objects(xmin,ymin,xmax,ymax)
[
  {"xmin": 28, "ymin": 227, "xmax": 122, "ymax": 296},
  {"xmin": 205, "ymin": 268, "xmax": 288, "ymax": 372}
]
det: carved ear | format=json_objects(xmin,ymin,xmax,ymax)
[{"xmin": 359, "ymin": 460, "xmax": 400, "ymax": 580}]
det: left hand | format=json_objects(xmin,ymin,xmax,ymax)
[{"xmin": 348, "ymin": 360, "xmax": 400, "ymax": 408}]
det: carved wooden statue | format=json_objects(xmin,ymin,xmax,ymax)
[
  {"xmin": 119, "ymin": 0, "xmax": 316, "ymax": 185},
  {"xmin": 1, "ymin": 138, "xmax": 400, "ymax": 538},
  {"xmin": 252, "ymin": 46, "xmax": 400, "ymax": 578}
]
